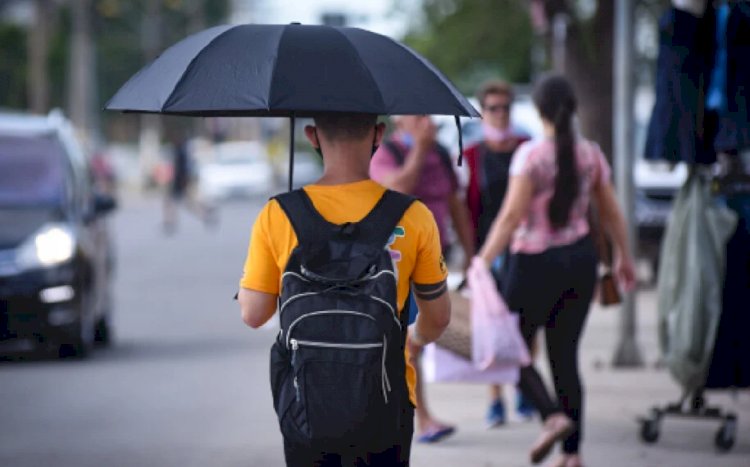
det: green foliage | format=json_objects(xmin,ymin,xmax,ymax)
[
  {"xmin": 403, "ymin": 0, "xmax": 534, "ymax": 93},
  {"xmin": 95, "ymin": 0, "xmax": 230, "ymax": 134},
  {"xmin": 0, "ymin": 0, "xmax": 228, "ymax": 131},
  {"xmin": 0, "ymin": 24, "xmax": 27, "ymax": 109}
]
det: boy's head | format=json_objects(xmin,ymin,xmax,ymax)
[
  {"xmin": 312, "ymin": 112, "xmax": 379, "ymax": 141},
  {"xmin": 305, "ymin": 112, "xmax": 385, "ymax": 157}
]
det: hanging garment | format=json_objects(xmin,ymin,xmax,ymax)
[
  {"xmin": 706, "ymin": 3, "xmax": 730, "ymax": 114},
  {"xmin": 705, "ymin": 191, "xmax": 750, "ymax": 389},
  {"xmin": 715, "ymin": 3, "xmax": 750, "ymax": 153},
  {"xmin": 645, "ymin": 7, "xmax": 717, "ymax": 164},
  {"xmin": 657, "ymin": 175, "xmax": 737, "ymax": 392}
]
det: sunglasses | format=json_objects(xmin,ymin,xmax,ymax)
[{"xmin": 484, "ymin": 104, "xmax": 511, "ymax": 113}]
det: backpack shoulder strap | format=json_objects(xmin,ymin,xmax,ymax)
[
  {"xmin": 358, "ymin": 189, "xmax": 417, "ymax": 249},
  {"xmin": 435, "ymin": 143, "xmax": 458, "ymax": 187},
  {"xmin": 273, "ymin": 189, "xmax": 332, "ymax": 247}
]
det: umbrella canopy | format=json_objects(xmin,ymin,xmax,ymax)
[
  {"xmin": 106, "ymin": 23, "xmax": 478, "ymax": 118},
  {"xmin": 106, "ymin": 23, "xmax": 479, "ymax": 189}
]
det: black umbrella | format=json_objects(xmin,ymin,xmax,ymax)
[{"xmin": 106, "ymin": 23, "xmax": 479, "ymax": 189}]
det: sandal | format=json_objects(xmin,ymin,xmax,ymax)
[
  {"xmin": 416, "ymin": 425, "xmax": 456, "ymax": 443},
  {"xmin": 529, "ymin": 414, "xmax": 574, "ymax": 464}
]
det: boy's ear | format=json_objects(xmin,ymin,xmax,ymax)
[
  {"xmin": 375, "ymin": 122, "xmax": 387, "ymax": 146},
  {"xmin": 304, "ymin": 125, "xmax": 320, "ymax": 149}
]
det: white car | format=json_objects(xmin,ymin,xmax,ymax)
[
  {"xmin": 198, "ymin": 141, "xmax": 274, "ymax": 201},
  {"xmin": 289, "ymin": 150, "xmax": 323, "ymax": 188}
]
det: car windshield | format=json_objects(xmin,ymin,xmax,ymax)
[{"xmin": 0, "ymin": 134, "xmax": 67, "ymax": 207}]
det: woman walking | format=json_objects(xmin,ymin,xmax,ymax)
[{"xmin": 477, "ymin": 74, "xmax": 636, "ymax": 467}]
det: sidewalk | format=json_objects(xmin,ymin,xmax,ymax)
[{"xmin": 410, "ymin": 288, "xmax": 750, "ymax": 467}]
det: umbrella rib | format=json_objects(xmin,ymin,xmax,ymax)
[
  {"xmin": 161, "ymin": 27, "xmax": 236, "ymax": 111},
  {"xmin": 265, "ymin": 27, "xmax": 288, "ymax": 112},
  {"xmin": 332, "ymin": 28, "xmax": 388, "ymax": 114}
]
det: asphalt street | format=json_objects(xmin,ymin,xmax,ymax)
[{"xmin": 0, "ymin": 193, "xmax": 286, "ymax": 467}]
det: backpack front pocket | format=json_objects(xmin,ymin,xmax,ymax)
[{"xmin": 281, "ymin": 339, "xmax": 392, "ymax": 445}]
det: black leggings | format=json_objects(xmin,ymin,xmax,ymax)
[{"xmin": 501, "ymin": 236, "xmax": 597, "ymax": 454}]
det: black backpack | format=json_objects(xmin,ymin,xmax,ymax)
[{"xmin": 269, "ymin": 188, "xmax": 416, "ymax": 450}]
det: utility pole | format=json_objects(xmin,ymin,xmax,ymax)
[
  {"xmin": 139, "ymin": 0, "xmax": 163, "ymax": 190},
  {"xmin": 28, "ymin": 0, "xmax": 52, "ymax": 114},
  {"xmin": 612, "ymin": 0, "xmax": 644, "ymax": 367},
  {"xmin": 68, "ymin": 0, "xmax": 96, "ymax": 144}
]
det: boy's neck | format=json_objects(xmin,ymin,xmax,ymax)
[{"xmin": 315, "ymin": 147, "xmax": 372, "ymax": 185}]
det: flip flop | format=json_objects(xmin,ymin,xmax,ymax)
[{"xmin": 416, "ymin": 426, "xmax": 456, "ymax": 443}]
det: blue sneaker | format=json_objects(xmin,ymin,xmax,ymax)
[
  {"xmin": 516, "ymin": 392, "xmax": 536, "ymax": 421},
  {"xmin": 486, "ymin": 399, "xmax": 506, "ymax": 428}
]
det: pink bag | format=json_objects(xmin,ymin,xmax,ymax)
[
  {"xmin": 468, "ymin": 257, "xmax": 531, "ymax": 370},
  {"xmin": 423, "ymin": 342, "xmax": 519, "ymax": 384}
]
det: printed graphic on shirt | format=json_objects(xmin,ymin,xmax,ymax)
[
  {"xmin": 386, "ymin": 226, "xmax": 405, "ymax": 262},
  {"xmin": 439, "ymin": 254, "xmax": 447, "ymax": 275},
  {"xmin": 386, "ymin": 226, "xmax": 405, "ymax": 281}
]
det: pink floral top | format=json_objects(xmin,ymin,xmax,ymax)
[{"xmin": 509, "ymin": 138, "xmax": 612, "ymax": 254}]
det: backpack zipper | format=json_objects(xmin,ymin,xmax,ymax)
[
  {"xmin": 290, "ymin": 338, "xmax": 383, "ymax": 350},
  {"xmin": 279, "ymin": 291, "xmax": 324, "ymax": 315},
  {"xmin": 290, "ymin": 337, "xmax": 391, "ymax": 404},
  {"xmin": 369, "ymin": 295, "xmax": 401, "ymax": 330},
  {"xmin": 285, "ymin": 310, "xmax": 376, "ymax": 349}
]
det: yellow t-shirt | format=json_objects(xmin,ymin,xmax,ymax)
[{"xmin": 240, "ymin": 179, "xmax": 447, "ymax": 405}]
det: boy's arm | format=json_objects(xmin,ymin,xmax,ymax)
[
  {"xmin": 238, "ymin": 201, "xmax": 283, "ymax": 328},
  {"xmin": 407, "ymin": 203, "xmax": 451, "ymax": 348},
  {"xmin": 239, "ymin": 288, "xmax": 278, "ymax": 328},
  {"xmin": 410, "ymin": 282, "xmax": 450, "ymax": 345}
]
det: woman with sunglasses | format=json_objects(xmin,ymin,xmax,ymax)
[{"xmin": 463, "ymin": 80, "xmax": 536, "ymax": 427}]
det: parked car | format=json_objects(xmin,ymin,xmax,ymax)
[
  {"xmin": 198, "ymin": 140, "xmax": 274, "ymax": 201},
  {"xmin": 0, "ymin": 110, "xmax": 117, "ymax": 358}
]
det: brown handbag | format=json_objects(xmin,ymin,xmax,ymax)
[
  {"xmin": 434, "ymin": 289, "xmax": 472, "ymax": 359},
  {"xmin": 589, "ymin": 202, "xmax": 622, "ymax": 307}
]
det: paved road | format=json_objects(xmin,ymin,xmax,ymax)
[
  {"xmin": 1, "ymin": 191, "xmax": 748, "ymax": 467},
  {"xmin": 1, "ymin": 193, "xmax": 286, "ymax": 467}
]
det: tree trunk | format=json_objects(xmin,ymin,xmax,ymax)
[
  {"xmin": 541, "ymin": 0, "xmax": 615, "ymax": 158},
  {"xmin": 28, "ymin": 0, "xmax": 52, "ymax": 114},
  {"xmin": 566, "ymin": 1, "xmax": 614, "ymax": 157},
  {"xmin": 68, "ymin": 0, "xmax": 95, "ymax": 141}
]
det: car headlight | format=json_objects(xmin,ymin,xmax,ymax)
[{"xmin": 16, "ymin": 224, "xmax": 76, "ymax": 270}]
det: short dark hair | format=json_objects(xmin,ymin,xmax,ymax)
[
  {"xmin": 476, "ymin": 80, "xmax": 514, "ymax": 108},
  {"xmin": 313, "ymin": 112, "xmax": 378, "ymax": 141}
]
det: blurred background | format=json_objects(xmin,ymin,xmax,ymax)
[{"xmin": 0, "ymin": 1, "xmax": 747, "ymax": 466}]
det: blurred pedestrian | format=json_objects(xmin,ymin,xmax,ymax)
[
  {"xmin": 370, "ymin": 115, "xmax": 475, "ymax": 443},
  {"xmin": 90, "ymin": 149, "xmax": 118, "ymax": 197},
  {"xmin": 477, "ymin": 74, "xmax": 636, "ymax": 467},
  {"xmin": 238, "ymin": 113, "xmax": 451, "ymax": 466},
  {"xmin": 463, "ymin": 80, "xmax": 536, "ymax": 427},
  {"xmin": 162, "ymin": 135, "xmax": 216, "ymax": 234}
]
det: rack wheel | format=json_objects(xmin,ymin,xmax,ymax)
[
  {"xmin": 714, "ymin": 417, "xmax": 736, "ymax": 452},
  {"xmin": 640, "ymin": 415, "xmax": 661, "ymax": 444}
]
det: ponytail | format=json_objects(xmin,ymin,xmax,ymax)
[
  {"xmin": 548, "ymin": 105, "xmax": 578, "ymax": 229},
  {"xmin": 532, "ymin": 74, "xmax": 579, "ymax": 230}
]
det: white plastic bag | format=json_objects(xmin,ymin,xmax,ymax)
[{"xmin": 468, "ymin": 257, "xmax": 531, "ymax": 370}]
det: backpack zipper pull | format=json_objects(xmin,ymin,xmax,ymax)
[
  {"xmin": 290, "ymin": 339, "xmax": 301, "ymax": 402},
  {"xmin": 293, "ymin": 376, "xmax": 300, "ymax": 403},
  {"xmin": 291, "ymin": 339, "xmax": 299, "ymax": 367}
]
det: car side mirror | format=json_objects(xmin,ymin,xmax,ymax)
[{"xmin": 93, "ymin": 193, "xmax": 117, "ymax": 216}]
